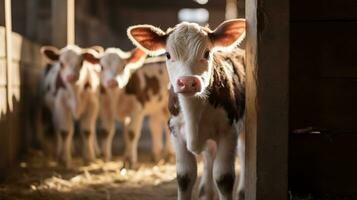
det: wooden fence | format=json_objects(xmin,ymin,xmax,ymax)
[{"xmin": 0, "ymin": 26, "xmax": 45, "ymax": 178}]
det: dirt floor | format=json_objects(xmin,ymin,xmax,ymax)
[
  {"xmin": 0, "ymin": 148, "xmax": 180, "ymax": 200},
  {"xmin": 0, "ymin": 144, "xmax": 246, "ymax": 200}
]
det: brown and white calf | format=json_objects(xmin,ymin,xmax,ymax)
[
  {"xmin": 128, "ymin": 19, "xmax": 246, "ymax": 200},
  {"xmin": 89, "ymin": 47, "xmax": 173, "ymax": 166},
  {"xmin": 41, "ymin": 45, "xmax": 101, "ymax": 168}
]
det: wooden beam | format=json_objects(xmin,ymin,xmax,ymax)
[
  {"xmin": 245, "ymin": 0, "xmax": 289, "ymax": 199},
  {"xmin": 225, "ymin": 0, "xmax": 238, "ymax": 19},
  {"xmin": 51, "ymin": 0, "xmax": 75, "ymax": 47},
  {"xmin": 4, "ymin": 0, "xmax": 12, "ymax": 111}
]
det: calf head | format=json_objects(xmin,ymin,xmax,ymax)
[
  {"xmin": 87, "ymin": 48, "xmax": 146, "ymax": 89},
  {"xmin": 128, "ymin": 19, "xmax": 245, "ymax": 97},
  {"xmin": 41, "ymin": 45, "xmax": 99, "ymax": 84}
]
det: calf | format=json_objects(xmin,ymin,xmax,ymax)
[
  {"xmin": 41, "ymin": 45, "xmax": 101, "ymax": 168},
  {"xmin": 89, "ymin": 47, "xmax": 173, "ymax": 166},
  {"xmin": 128, "ymin": 19, "xmax": 246, "ymax": 200}
]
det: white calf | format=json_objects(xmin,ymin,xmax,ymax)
[
  {"xmin": 128, "ymin": 19, "xmax": 246, "ymax": 200},
  {"xmin": 88, "ymin": 47, "xmax": 173, "ymax": 167},
  {"xmin": 41, "ymin": 45, "xmax": 101, "ymax": 168}
]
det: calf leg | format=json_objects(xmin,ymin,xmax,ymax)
[
  {"xmin": 213, "ymin": 130, "xmax": 238, "ymax": 200},
  {"xmin": 237, "ymin": 131, "xmax": 245, "ymax": 200},
  {"xmin": 164, "ymin": 123, "xmax": 175, "ymax": 161},
  {"xmin": 53, "ymin": 94, "xmax": 73, "ymax": 168},
  {"xmin": 148, "ymin": 114, "xmax": 163, "ymax": 162},
  {"xmin": 171, "ymin": 131, "xmax": 197, "ymax": 200},
  {"xmin": 199, "ymin": 140, "xmax": 217, "ymax": 200},
  {"xmin": 80, "ymin": 100, "xmax": 99, "ymax": 164},
  {"xmin": 100, "ymin": 119, "xmax": 115, "ymax": 162},
  {"xmin": 123, "ymin": 113, "xmax": 144, "ymax": 169}
]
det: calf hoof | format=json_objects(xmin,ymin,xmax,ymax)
[
  {"xmin": 238, "ymin": 190, "xmax": 245, "ymax": 200},
  {"xmin": 103, "ymin": 156, "xmax": 111, "ymax": 163},
  {"xmin": 151, "ymin": 153, "xmax": 161, "ymax": 163},
  {"xmin": 187, "ymin": 142, "xmax": 203, "ymax": 155},
  {"xmin": 164, "ymin": 152, "xmax": 175, "ymax": 163},
  {"xmin": 122, "ymin": 158, "xmax": 139, "ymax": 170},
  {"xmin": 198, "ymin": 184, "xmax": 215, "ymax": 200},
  {"xmin": 58, "ymin": 158, "xmax": 72, "ymax": 169}
]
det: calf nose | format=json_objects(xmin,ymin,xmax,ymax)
[
  {"xmin": 176, "ymin": 76, "xmax": 201, "ymax": 94},
  {"xmin": 66, "ymin": 74, "xmax": 78, "ymax": 83},
  {"xmin": 107, "ymin": 79, "xmax": 118, "ymax": 88}
]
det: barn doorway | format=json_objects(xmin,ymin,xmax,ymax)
[{"xmin": 0, "ymin": 0, "xmax": 295, "ymax": 199}]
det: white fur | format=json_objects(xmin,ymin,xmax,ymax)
[
  {"xmin": 42, "ymin": 45, "xmax": 100, "ymax": 168},
  {"xmin": 128, "ymin": 20, "xmax": 246, "ymax": 200},
  {"xmin": 98, "ymin": 48, "xmax": 173, "ymax": 164}
]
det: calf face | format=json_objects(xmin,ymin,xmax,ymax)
[
  {"xmin": 41, "ymin": 45, "xmax": 99, "ymax": 85},
  {"xmin": 127, "ymin": 19, "xmax": 245, "ymax": 97},
  {"xmin": 88, "ymin": 48, "xmax": 146, "ymax": 89}
]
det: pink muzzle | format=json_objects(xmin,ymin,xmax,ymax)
[{"xmin": 176, "ymin": 76, "xmax": 201, "ymax": 95}]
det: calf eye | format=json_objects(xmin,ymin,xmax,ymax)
[
  {"xmin": 204, "ymin": 50, "xmax": 210, "ymax": 60},
  {"xmin": 165, "ymin": 52, "xmax": 171, "ymax": 60}
]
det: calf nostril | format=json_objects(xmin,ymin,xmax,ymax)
[{"xmin": 177, "ymin": 79, "xmax": 185, "ymax": 87}]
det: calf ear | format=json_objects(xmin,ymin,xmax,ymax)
[
  {"xmin": 209, "ymin": 19, "xmax": 246, "ymax": 48},
  {"xmin": 88, "ymin": 45, "xmax": 104, "ymax": 54},
  {"xmin": 125, "ymin": 48, "xmax": 147, "ymax": 70},
  {"xmin": 82, "ymin": 49, "xmax": 100, "ymax": 64},
  {"xmin": 40, "ymin": 46, "xmax": 60, "ymax": 62},
  {"xmin": 127, "ymin": 25, "xmax": 167, "ymax": 55},
  {"xmin": 128, "ymin": 48, "xmax": 147, "ymax": 64}
]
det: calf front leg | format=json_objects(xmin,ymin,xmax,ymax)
[
  {"xmin": 53, "ymin": 94, "xmax": 73, "ymax": 168},
  {"xmin": 100, "ymin": 117, "xmax": 116, "ymax": 162},
  {"xmin": 123, "ymin": 113, "xmax": 144, "ymax": 169},
  {"xmin": 237, "ymin": 131, "xmax": 245, "ymax": 200},
  {"xmin": 164, "ymin": 123, "xmax": 175, "ymax": 162},
  {"xmin": 80, "ymin": 100, "xmax": 99, "ymax": 164},
  {"xmin": 199, "ymin": 140, "xmax": 217, "ymax": 200},
  {"xmin": 213, "ymin": 130, "xmax": 238, "ymax": 200},
  {"xmin": 171, "ymin": 130, "xmax": 197, "ymax": 200},
  {"xmin": 148, "ymin": 114, "xmax": 163, "ymax": 162}
]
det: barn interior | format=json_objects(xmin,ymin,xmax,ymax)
[{"xmin": 0, "ymin": 0, "xmax": 356, "ymax": 199}]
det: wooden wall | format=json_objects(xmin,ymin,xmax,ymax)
[
  {"xmin": 0, "ymin": 26, "xmax": 45, "ymax": 179},
  {"xmin": 289, "ymin": 0, "xmax": 357, "ymax": 198}
]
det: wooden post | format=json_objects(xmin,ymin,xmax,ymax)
[
  {"xmin": 4, "ymin": 0, "xmax": 13, "ymax": 112},
  {"xmin": 245, "ymin": 0, "xmax": 289, "ymax": 199},
  {"xmin": 26, "ymin": 0, "xmax": 38, "ymax": 40},
  {"xmin": 52, "ymin": 0, "xmax": 75, "ymax": 47},
  {"xmin": 226, "ymin": 0, "xmax": 238, "ymax": 19}
]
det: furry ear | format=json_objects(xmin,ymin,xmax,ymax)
[
  {"xmin": 40, "ymin": 46, "xmax": 60, "ymax": 62},
  {"xmin": 88, "ymin": 45, "xmax": 104, "ymax": 54},
  {"xmin": 127, "ymin": 25, "xmax": 167, "ymax": 55},
  {"xmin": 125, "ymin": 48, "xmax": 147, "ymax": 71},
  {"xmin": 209, "ymin": 19, "xmax": 246, "ymax": 48},
  {"xmin": 82, "ymin": 49, "xmax": 100, "ymax": 64},
  {"xmin": 127, "ymin": 48, "xmax": 147, "ymax": 64}
]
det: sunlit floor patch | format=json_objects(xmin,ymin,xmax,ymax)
[{"xmin": 0, "ymin": 149, "xmax": 244, "ymax": 200}]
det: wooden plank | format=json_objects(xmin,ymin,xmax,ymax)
[
  {"xmin": 291, "ymin": 0, "xmax": 357, "ymax": 21},
  {"xmin": 289, "ymin": 133, "xmax": 357, "ymax": 198},
  {"xmin": 4, "ymin": 0, "xmax": 12, "ymax": 109},
  {"xmin": 245, "ymin": 0, "xmax": 289, "ymax": 199},
  {"xmin": 51, "ymin": 0, "xmax": 75, "ymax": 47},
  {"xmin": 290, "ymin": 22, "xmax": 357, "ymax": 131}
]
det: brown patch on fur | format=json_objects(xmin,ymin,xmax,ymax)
[
  {"xmin": 208, "ymin": 48, "xmax": 245, "ymax": 124},
  {"xmin": 125, "ymin": 72, "xmax": 160, "ymax": 106},
  {"xmin": 44, "ymin": 64, "xmax": 53, "ymax": 76},
  {"xmin": 99, "ymin": 84, "xmax": 106, "ymax": 94},
  {"xmin": 84, "ymin": 82, "xmax": 91, "ymax": 90},
  {"xmin": 168, "ymin": 86, "xmax": 180, "ymax": 116},
  {"xmin": 54, "ymin": 73, "xmax": 66, "ymax": 95}
]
